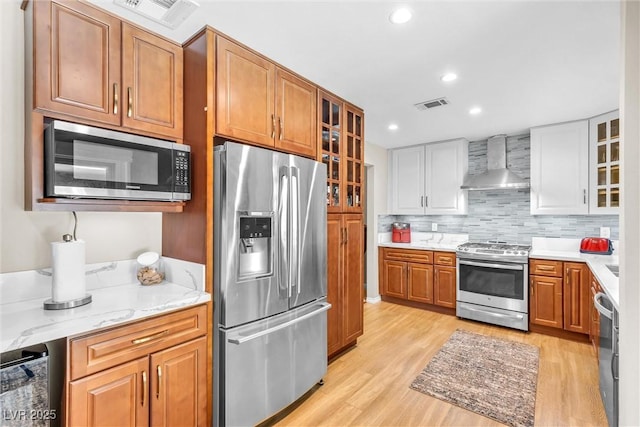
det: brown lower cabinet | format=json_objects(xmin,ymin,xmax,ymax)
[
  {"xmin": 327, "ymin": 213, "xmax": 364, "ymax": 357},
  {"xmin": 67, "ymin": 305, "xmax": 208, "ymax": 427},
  {"xmin": 529, "ymin": 259, "xmax": 590, "ymax": 334},
  {"xmin": 379, "ymin": 247, "xmax": 456, "ymax": 310},
  {"xmin": 530, "ymin": 274, "xmax": 563, "ymax": 328}
]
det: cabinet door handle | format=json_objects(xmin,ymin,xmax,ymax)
[
  {"xmin": 113, "ymin": 83, "xmax": 118, "ymax": 115},
  {"xmin": 271, "ymin": 114, "xmax": 276, "ymax": 139},
  {"xmin": 425, "ymin": 196, "xmax": 428, "ymax": 207},
  {"xmin": 583, "ymin": 189, "xmax": 587, "ymax": 204},
  {"xmin": 279, "ymin": 117, "xmax": 283, "ymax": 140},
  {"xmin": 127, "ymin": 87, "xmax": 133, "ymax": 118},
  {"xmin": 530, "ymin": 279, "xmax": 534, "ymax": 296},
  {"xmin": 420, "ymin": 196, "xmax": 424, "ymax": 207},
  {"xmin": 131, "ymin": 329, "xmax": 169, "ymax": 345},
  {"xmin": 141, "ymin": 370, "xmax": 147, "ymax": 407},
  {"xmin": 156, "ymin": 365, "xmax": 162, "ymax": 399}
]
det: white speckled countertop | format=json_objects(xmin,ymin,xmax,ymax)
[
  {"xmin": 377, "ymin": 232, "xmax": 469, "ymax": 252},
  {"xmin": 529, "ymin": 237, "xmax": 619, "ymax": 310},
  {"xmin": 0, "ymin": 257, "xmax": 210, "ymax": 353}
]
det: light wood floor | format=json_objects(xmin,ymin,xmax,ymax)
[{"xmin": 276, "ymin": 301, "xmax": 607, "ymax": 427}]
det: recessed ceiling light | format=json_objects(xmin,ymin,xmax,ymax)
[
  {"xmin": 388, "ymin": 123, "xmax": 399, "ymax": 131},
  {"xmin": 469, "ymin": 107, "xmax": 482, "ymax": 115},
  {"xmin": 389, "ymin": 8, "xmax": 412, "ymax": 24},
  {"xmin": 441, "ymin": 73, "xmax": 458, "ymax": 82}
]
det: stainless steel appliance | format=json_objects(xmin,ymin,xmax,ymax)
[
  {"xmin": 594, "ymin": 292, "xmax": 619, "ymax": 427},
  {"xmin": 0, "ymin": 345, "xmax": 49, "ymax": 427},
  {"xmin": 460, "ymin": 135, "xmax": 529, "ymax": 190},
  {"xmin": 456, "ymin": 242, "xmax": 531, "ymax": 331},
  {"xmin": 44, "ymin": 119, "xmax": 190, "ymax": 201},
  {"xmin": 214, "ymin": 141, "xmax": 329, "ymax": 427}
]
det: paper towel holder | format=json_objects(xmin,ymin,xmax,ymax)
[
  {"xmin": 44, "ymin": 224, "xmax": 92, "ymax": 310},
  {"xmin": 43, "ymin": 294, "xmax": 92, "ymax": 310}
]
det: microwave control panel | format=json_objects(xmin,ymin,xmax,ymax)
[{"xmin": 174, "ymin": 150, "xmax": 190, "ymax": 191}]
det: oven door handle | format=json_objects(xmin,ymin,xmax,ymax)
[
  {"xmin": 461, "ymin": 303, "xmax": 525, "ymax": 320},
  {"xmin": 459, "ymin": 259, "xmax": 524, "ymax": 271}
]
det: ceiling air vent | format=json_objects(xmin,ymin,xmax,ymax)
[
  {"xmin": 114, "ymin": 0, "xmax": 199, "ymax": 29},
  {"xmin": 414, "ymin": 97, "xmax": 449, "ymax": 111}
]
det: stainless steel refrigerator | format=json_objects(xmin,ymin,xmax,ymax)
[{"xmin": 214, "ymin": 141, "xmax": 329, "ymax": 427}]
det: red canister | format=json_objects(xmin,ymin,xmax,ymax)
[{"xmin": 392, "ymin": 222, "xmax": 411, "ymax": 243}]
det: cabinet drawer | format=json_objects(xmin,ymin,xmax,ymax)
[
  {"xmin": 69, "ymin": 304, "xmax": 207, "ymax": 380},
  {"xmin": 530, "ymin": 259, "xmax": 564, "ymax": 277},
  {"xmin": 434, "ymin": 251, "xmax": 456, "ymax": 266},
  {"xmin": 383, "ymin": 248, "xmax": 432, "ymax": 264}
]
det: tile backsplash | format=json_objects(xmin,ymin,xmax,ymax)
[{"xmin": 379, "ymin": 135, "xmax": 619, "ymax": 243}]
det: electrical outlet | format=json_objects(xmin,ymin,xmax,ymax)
[
  {"xmin": 431, "ymin": 223, "xmax": 438, "ymax": 231},
  {"xmin": 600, "ymin": 227, "xmax": 611, "ymax": 238}
]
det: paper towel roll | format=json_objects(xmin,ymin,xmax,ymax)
[{"xmin": 51, "ymin": 239, "xmax": 86, "ymax": 302}]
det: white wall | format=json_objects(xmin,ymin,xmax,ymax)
[
  {"xmin": 620, "ymin": 2, "xmax": 640, "ymax": 425},
  {"xmin": 0, "ymin": 1, "xmax": 162, "ymax": 273},
  {"xmin": 364, "ymin": 142, "xmax": 387, "ymax": 302}
]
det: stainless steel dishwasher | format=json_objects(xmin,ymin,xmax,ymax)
[
  {"xmin": 594, "ymin": 292, "xmax": 619, "ymax": 427},
  {"xmin": 0, "ymin": 344, "xmax": 50, "ymax": 427}
]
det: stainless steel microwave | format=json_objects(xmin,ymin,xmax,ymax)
[{"xmin": 44, "ymin": 119, "xmax": 191, "ymax": 201}]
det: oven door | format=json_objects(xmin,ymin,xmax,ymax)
[{"xmin": 456, "ymin": 258, "xmax": 528, "ymax": 313}]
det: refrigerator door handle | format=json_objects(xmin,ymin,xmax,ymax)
[
  {"xmin": 227, "ymin": 302, "xmax": 331, "ymax": 345},
  {"xmin": 291, "ymin": 166, "xmax": 301, "ymax": 295},
  {"xmin": 279, "ymin": 166, "xmax": 290, "ymax": 298}
]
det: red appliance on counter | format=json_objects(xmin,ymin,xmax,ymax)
[
  {"xmin": 580, "ymin": 237, "xmax": 613, "ymax": 255},
  {"xmin": 392, "ymin": 222, "xmax": 411, "ymax": 243}
]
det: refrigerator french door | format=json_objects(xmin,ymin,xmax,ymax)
[{"xmin": 214, "ymin": 141, "xmax": 329, "ymax": 427}]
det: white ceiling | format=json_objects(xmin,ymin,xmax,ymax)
[{"xmin": 89, "ymin": 0, "xmax": 621, "ymax": 149}]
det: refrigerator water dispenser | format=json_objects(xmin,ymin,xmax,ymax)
[{"xmin": 238, "ymin": 215, "xmax": 273, "ymax": 280}]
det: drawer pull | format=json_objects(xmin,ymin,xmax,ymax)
[
  {"xmin": 537, "ymin": 265, "xmax": 555, "ymax": 271},
  {"xmin": 131, "ymin": 330, "xmax": 169, "ymax": 345}
]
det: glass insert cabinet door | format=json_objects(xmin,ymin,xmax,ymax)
[
  {"xmin": 319, "ymin": 92, "xmax": 342, "ymax": 211},
  {"xmin": 589, "ymin": 110, "xmax": 620, "ymax": 213},
  {"xmin": 344, "ymin": 104, "xmax": 364, "ymax": 212},
  {"xmin": 318, "ymin": 91, "xmax": 365, "ymax": 213}
]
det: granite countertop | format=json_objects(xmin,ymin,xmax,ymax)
[
  {"xmin": 529, "ymin": 237, "xmax": 619, "ymax": 310},
  {"xmin": 0, "ymin": 257, "xmax": 210, "ymax": 353},
  {"xmin": 377, "ymin": 232, "xmax": 469, "ymax": 252}
]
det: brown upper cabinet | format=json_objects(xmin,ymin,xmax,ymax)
[
  {"xmin": 318, "ymin": 91, "xmax": 365, "ymax": 213},
  {"xmin": 32, "ymin": 0, "xmax": 183, "ymax": 141},
  {"xmin": 215, "ymin": 35, "xmax": 317, "ymax": 157}
]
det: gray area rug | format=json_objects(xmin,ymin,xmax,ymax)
[{"xmin": 410, "ymin": 329, "xmax": 539, "ymax": 427}]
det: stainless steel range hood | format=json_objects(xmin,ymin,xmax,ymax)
[{"xmin": 461, "ymin": 135, "xmax": 529, "ymax": 190}]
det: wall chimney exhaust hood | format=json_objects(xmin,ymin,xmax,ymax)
[{"xmin": 460, "ymin": 135, "xmax": 529, "ymax": 190}]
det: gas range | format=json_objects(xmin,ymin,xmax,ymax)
[{"xmin": 456, "ymin": 241, "xmax": 531, "ymax": 263}]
